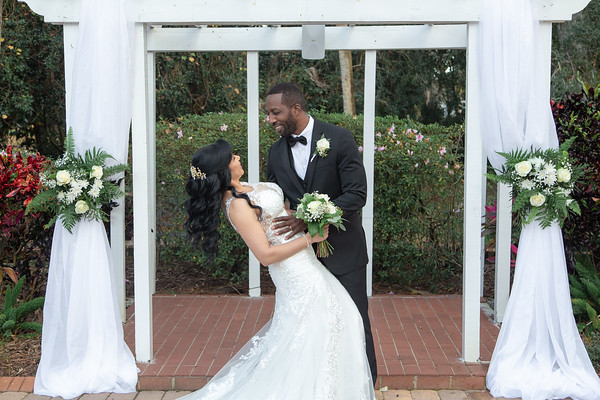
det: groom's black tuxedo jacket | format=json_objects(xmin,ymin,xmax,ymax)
[{"xmin": 267, "ymin": 118, "xmax": 368, "ymax": 275}]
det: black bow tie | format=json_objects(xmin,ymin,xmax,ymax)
[{"xmin": 286, "ymin": 135, "xmax": 307, "ymax": 147}]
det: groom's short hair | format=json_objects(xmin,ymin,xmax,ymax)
[{"xmin": 267, "ymin": 83, "xmax": 306, "ymax": 111}]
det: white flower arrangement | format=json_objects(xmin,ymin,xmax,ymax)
[
  {"xmin": 293, "ymin": 191, "xmax": 345, "ymax": 257},
  {"xmin": 26, "ymin": 129, "xmax": 128, "ymax": 233},
  {"xmin": 313, "ymin": 134, "xmax": 331, "ymax": 158},
  {"xmin": 487, "ymin": 137, "xmax": 583, "ymax": 228}
]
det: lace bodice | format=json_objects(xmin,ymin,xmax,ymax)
[{"xmin": 225, "ymin": 182, "xmax": 294, "ymax": 246}]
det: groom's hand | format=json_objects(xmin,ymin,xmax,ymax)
[{"xmin": 273, "ymin": 215, "xmax": 307, "ymax": 240}]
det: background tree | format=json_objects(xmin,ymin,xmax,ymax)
[{"xmin": 339, "ymin": 50, "xmax": 355, "ymax": 115}]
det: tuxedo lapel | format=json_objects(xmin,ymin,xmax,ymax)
[
  {"xmin": 304, "ymin": 119, "xmax": 323, "ymax": 190},
  {"xmin": 277, "ymin": 139, "xmax": 305, "ymax": 195}
]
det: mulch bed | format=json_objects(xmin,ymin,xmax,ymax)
[{"xmin": 0, "ymin": 335, "xmax": 41, "ymax": 377}]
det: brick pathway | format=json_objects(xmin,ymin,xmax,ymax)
[
  {"xmin": 0, "ymin": 389, "xmax": 501, "ymax": 400},
  {"xmin": 0, "ymin": 295, "xmax": 500, "ymax": 393},
  {"xmin": 124, "ymin": 294, "xmax": 498, "ymax": 390}
]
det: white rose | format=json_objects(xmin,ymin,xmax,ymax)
[
  {"xmin": 316, "ymin": 138, "xmax": 330, "ymax": 153},
  {"xmin": 514, "ymin": 161, "xmax": 532, "ymax": 177},
  {"xmin": 75, "ymin": 200, "xmax": 89, "ymax": 214},
  {"xmin": 529, "ymin": 194, "xmax": 546, "ymax": 207},
  {"xmin": 56, "ymin": 170, "xmax": 71, "ymax": 186},
  {"xmin": 557, "ymin": 168, "xmax": 571, "ymax": 183},
  {"xmin": 90, "ymin": 165, "xmax": 103, "ymax": 179}
]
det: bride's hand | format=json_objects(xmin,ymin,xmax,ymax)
[{"xmin": 308, "ymin": 224, "xmax": 329, "ymax": 244}]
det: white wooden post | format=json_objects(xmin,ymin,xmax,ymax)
[
  {"xmin": 362, "ymin": 50, "xmax": 377, "ymax": 297},
  {"xmin": 247, "ymin": 51, "xmax": 261, "ymax": 297},
  {"xmin": 462, "ymin": 21, "xmax": 484, "ymax": 362},
  {"xmin": 147, "ymin": 49, "xmax": 157, "ymax": 295},
  {"xmin": 62, "ymin": 24, "xmax": 77, "ymax": 130},
  {"xmin": 494, "ymin": 182, "xmax": 512, "ymax": 323},
  {"xmin": 132, "ymin": 23, "xmax": 154, "ymax": 362}
]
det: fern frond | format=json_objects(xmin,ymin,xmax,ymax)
[{"xmin": 64, "ymin": 128, "xmax": 76, "ymax": 157}]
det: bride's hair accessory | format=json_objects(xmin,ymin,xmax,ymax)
[{"xmin": 190, "ymin": 165, "xmax": 207, "ymax": 180}]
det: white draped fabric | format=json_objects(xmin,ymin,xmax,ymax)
[
  {"xmin": 34, "ymin": 0, "xmax": 138, "ymax": 397},
  {"xmin": 480, "ymin": 0, "xmax": 600, "ymax": 399}
]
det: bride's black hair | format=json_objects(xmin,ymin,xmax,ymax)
[{"xmin": 184, "ymin": 139, "xmax": 261, "ymax": 261}]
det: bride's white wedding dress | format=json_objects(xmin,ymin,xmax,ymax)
[{"xmin": 180, "ymin": 182, "xmax": 374, "ymax": 400}]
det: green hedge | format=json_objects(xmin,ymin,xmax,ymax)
[{"xmin": 153, "ymin": 112, "xmax": 464, "ymax": 292}]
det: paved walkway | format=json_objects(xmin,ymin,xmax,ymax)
[
  {"xmin": 0, "ymin": 295, "xmax": 501, "ymax": 393},
  {"xmin": 0, "ymin": 390, "xmax": 501, "ymax": 400},
  {"xmin": 123, "ymin": 294, "xmax": 498, "ymax": 390}
]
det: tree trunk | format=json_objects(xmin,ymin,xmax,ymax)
[
  {"xmin": 338, "ymin": 50, "xmax": 355, "ymax": 115},
  {"xmin": 0, "ymin": 0, "xmax": 4, "ymax": 40}
]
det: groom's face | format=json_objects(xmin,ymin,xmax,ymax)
[{"xmin": 265, "ymin": 93, "xmax": 299, "ymax": 137}]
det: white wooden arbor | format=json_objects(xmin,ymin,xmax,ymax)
[{"xmin": 23, "ymin": 0, "xmax": 590, "ymax": 364}]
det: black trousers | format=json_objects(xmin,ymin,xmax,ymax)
[{"xmin": 333, "ymin": 267, "xmax": 378, "ymax": 385}]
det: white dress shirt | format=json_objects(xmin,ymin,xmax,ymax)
[{"xmin": 290, "ymin": 116, "xmax": 314, "ymax": 180}]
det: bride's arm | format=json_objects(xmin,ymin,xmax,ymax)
[{"xmin": 228, "ymin": 198, "xmax": 327, "ymax": 266}]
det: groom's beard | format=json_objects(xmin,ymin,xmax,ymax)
[{"xmin": 275, "ymin": 115, "xmax": 298, "ymax": 137}]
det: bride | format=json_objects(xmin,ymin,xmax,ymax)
[{"xmin": 181, "ymin": 139, "xmax": 375, "ymax": 400}]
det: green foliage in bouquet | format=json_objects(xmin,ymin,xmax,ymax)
[
  {"xmin": 487, "ymin": 137, "xmax": 584, "ymax": 228},
  {"xmin": 25, "ymin": 129, "xmax": 128, "ymax": 233},
  {"xmin": 294, "ymin": 192, "xmax": 345, "ymax": 258},
  {"xmin": 570, "ymin": 255, "xmax": 600, "ymax": 334},
  {"xmin": 0, "ymin": 276, "xmax": 44, "ymax": 338}
]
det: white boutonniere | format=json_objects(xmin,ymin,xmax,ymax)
[{"xmin": 312, "ymin": 134, "xmax": 331, "ymax": 160}]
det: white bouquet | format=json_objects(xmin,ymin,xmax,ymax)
[
  {"xmin": 26, "ymin": 129, "xmax": 128, "ymax": 233},
  {"xmin": 293, "ymin": 191, "xmax": 345, "ymax": 257}
]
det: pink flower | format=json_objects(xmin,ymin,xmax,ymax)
[
  {"xmin": 407, "ymin": 149, "xmax": 413, "ymax": 156},
  {"xmin": 415, "ymin": 133, "xmax": 424, "ymax": 142},
  {"xmin": 377, "ymin": 146, "xmax": 386, "ymax": 151},
  {"xmin": 439, "ymin": 146, "xmax": 447, "ymax": 156},
  {"xmin": 218, "ymin": 111, "xmax": 223, "ymax": 115},
  {"xmin": 425, "ymin": 158, "xmax": 430, "ymax": 165},
  {"xmin": 376, "ymin": 132, "xmax": 382, "ymax": 137},
  {"xmin": 220, "ymin": 124, "xmax": 228, "ymax": 132},
  {"xmin": 358, "ymin": 146, "xmax": 363, "ymax": 152},
  {"xmin": 444, "ymin": 163, "xmax": 449, "ymax": 169},
  {"xmin": 415, "ymin": 163, "xmax": 419, "ymax": 168},
  {"xmin": 177, "ymin": 129, "xmax": 183, "ymax": 139},
  {"xmin": 388, "ymin": 124, "xmax": 396, "ymax": 133}
]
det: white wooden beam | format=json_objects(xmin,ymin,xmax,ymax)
[
  {"xmin": 22, "ymin": 0, "xmax": 591, "ymax": 25},
  {"xmin": 131, "ymin": 23, "xmax": 153, "ymax": 362},
  {"xmin": 247, "ymin": 51, "xmax": 261, "ymax": 298},
  {"xmin": 146, "ymin": 25, "xmax": 467, "ymax": 52},
  {"xmin": 363, "ymin": 50, "xmax": 377, "ymax": 297},
  {"xmin": 462, "ymin": 22, "xmax": 484, "ymax": 362}
]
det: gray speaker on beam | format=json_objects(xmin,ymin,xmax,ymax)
[{"xmin": 302, "ymin": 25, "xmax": 325, "ymax": 59}]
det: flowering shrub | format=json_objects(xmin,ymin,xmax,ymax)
[
  {"xmin": 552, "ymin": 81, "xmax": 600, "ymax": 267},
  {"xmin": 0, "ymin": 146, "xmax": 52, "ymax": 299},
  {"xmin": 0, "ymin": 147, "xmax": 48, "ymax": 236},
  {"xmin": 153, "ymin": 113, "xmax": 464, "ymax": 292}
]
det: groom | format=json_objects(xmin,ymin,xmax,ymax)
[{"xmin": 265, "ymin": 82, "xmax": 377, "ymax": 383}]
